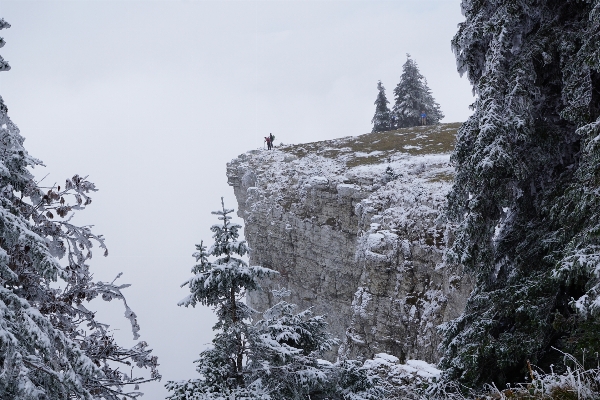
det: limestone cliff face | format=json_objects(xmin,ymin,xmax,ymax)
[{"xmin": 227, "ymin": 123, "xmax": 472, "ymax": 364}]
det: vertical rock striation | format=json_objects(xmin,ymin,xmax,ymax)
[{"xmin": 227, "ymin": 123, "xmax": 472, "ymax": 363}]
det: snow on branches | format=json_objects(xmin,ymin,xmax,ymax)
[
  {"xmin": 0, "ymin": 19, "xmax": 159, "ymax": 399},
  {"xmin": 371, "ymin": 81, "xmax": 392, "ymax": 133},
  {"xmin": 168, "ymin": 200, "xmax": 381, "ymax": 400},
  {"xmin": 442, "ymin": 0, "xmax": 600, "ymax": 390},
  {"xmin": 392, "ymin": 55, "xmax": 443, "ymax": 128}
]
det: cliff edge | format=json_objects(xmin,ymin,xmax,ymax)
[{"xmin": 227, "ymin": 123, "xmax": 472, "ymax": 363}]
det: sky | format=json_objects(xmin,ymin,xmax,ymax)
[{"xmin": 0, "ymin": 1, "xmax": 473, "ymax": 398}]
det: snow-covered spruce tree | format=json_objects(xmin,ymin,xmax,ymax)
[
  {"xmin": 392, "ymin": 55, "xmax": 443, "ymax": 128},
  {"xmin": 0, "ymin": 19, "xmax": 159, "ymax": 399},
  {"xmin": 371, "ymin": 81, "xmax": 392, "ymax": 133},
  {"xmin": 250, "ymin": 288, "xmax": 344, "ymax": 400},
  {"xmin": 251, "ymin": 289, "xmax": 381, "ymax": 400},
  {"xmin": 166, "ymin": 199, "xmax": 277, "ymax": 399},
  {"xmin": 167, "ymin": 201, "xmax": 380, "ymax": 400},
  {"xmin": 441, "ymin": 0, "xmax": 600, "ymax": 390}
]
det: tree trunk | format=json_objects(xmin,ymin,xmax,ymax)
[{"xmin": 230, "ymin": 285, "xmax": 244, "ymax": 387}]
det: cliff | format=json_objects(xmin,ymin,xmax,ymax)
[{"xmin": 227, "ymin": 123, "xmax": 472, "ymax": 364}]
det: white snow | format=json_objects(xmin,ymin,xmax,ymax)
[{"xmin": 405, "ymin": 359, "xmax": 442, "ymax": 378}]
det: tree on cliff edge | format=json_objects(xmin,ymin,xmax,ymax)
[
  {"xmin": 392, "ymin": 55, "xmax": 443, "ymax": 128},
  {"xmin": 442, "ymin": 0, "xmax": 600, "ymax": 389},
  {"xmin": 371, "ymin": 81, "xmax": 392, "ymax": 132},
  {"xmin": 0, "ymin": 19, "xmax": 159, "ymax": 399}
]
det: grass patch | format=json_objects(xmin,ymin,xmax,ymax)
[
  {"xmin": 346, "ymin": 155, "xmax": 387, "ymax": 168},
  {"xmin": 428, "ymin": 171, "xmax": 455, "ymax": 183},
  {"xmin": 281, "ymin": 123, "xmax": 461, "ymax": 168}
]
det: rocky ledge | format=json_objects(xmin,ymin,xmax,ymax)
[{"xmin": 227, "ymin": 123, "xmax": 472, "ymax": 363}]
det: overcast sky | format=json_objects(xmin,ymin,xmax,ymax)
[{"xmin": 0, "ymin": 1, "xmax": 472, "ymax": 398}]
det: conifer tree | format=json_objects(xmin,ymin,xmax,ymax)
[
  {"xmin": 167, "ymin": 201, "xmax": 380, "ymax": 400},
  {"xmin": 251, "ymin": 289, "xmax": 380, "ymax": 400},
  {"xmin": 166, "ymin": 199, "xmax": 277, "ymax": 399},
  {"xmin": 392, "ymin": 55, "xmax": 443, "ymax": 128},
  {"xmin": 249, "ymin": 288, "xmax": 337, "ymax": 399},
  {"xmin": 371, "ymin": 81, "xmax": 392, "ymax": 133},
  {"xmin": 0, "ymin": 19, "xmax": 159, "ymax": 399},
  {"xmin": 441, "ymin": 0, "xmax": 600, "ymax": 390}
]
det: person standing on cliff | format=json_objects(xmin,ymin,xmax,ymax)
[
  {"xmin": 420, "ymin": 110, "xmax": 427, "ymax": 125},
  {"xmin": 264, "ymin": 136, "xmax": 272, "ymax": 150},
  {"xmin": 269, "ymin": 132, "xmax": 275, "ymax": 149}
]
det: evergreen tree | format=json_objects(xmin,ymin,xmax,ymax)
[
  {"xmin": 371, "ymin": 81, "xmax": 392, "ymax": 133},
  {"xmin": 0, "ymin": 19, "xmax": 159, "ymax": 399},
  {"xmin": 392, "ymin": 55, "xmax": 443, "ymax": 128},
  {"xmin": 251, "ymin": 289, "xmax": 381, "ymax": 400},
  {"xmin": 166, "ymin": 199, "xmax": 277, "ymax": 399},
  {"xmin": 441, "ymin": 0, "xmax": 600, "ymax": 390},
  {"xmin": 167, "ymin": 201, "xmax": 380, "ymax": 400},
  {"xmin": 250, "ymin": 288, "xmax": 337, "ymax": 399}
]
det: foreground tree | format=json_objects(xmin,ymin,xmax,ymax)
[
  {"xmin": 392, "ymin": 55, "xmax": 443, "ymax": 128},
  {"xmin": 166, "ymin": 199, "xmax": 277, "ymax": 399},
  {"xmin": 250, "ymin": 288, "xmax": 339, "ymax": 399},
  {"xmin": 371, "ymin": 81, "xmax": 392, "ymax": 132},
  {"xmin": 0, "ymin": 19, "xmax": 159, "ymax": 399},
  {"xmin": 167, "ymin": 200, "xmax": 380, "ymax": 400},
  {"xmin": 442, "ymin": 0, "xmax": 600, "ymax": 390}
]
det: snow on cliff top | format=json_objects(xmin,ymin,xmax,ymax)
[
  {"xmin": 230, "ymin": 122, "xmax": 459, "ymax": 188},
  {"xmin": 228, "ymin": 122, "xmax": 459, "ymax": 239}
]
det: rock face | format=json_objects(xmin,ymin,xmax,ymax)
[{"xmin": 227, "ymin": 123, "xmax": 472, "ymax": 364}]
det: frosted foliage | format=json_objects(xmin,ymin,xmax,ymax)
[
  {"xmin": 168, "ymin": 200, "xmax": 278, "ymax": 399},
  {"xmin": 248, "ymin": 288, "xmax": 339, "ymax": 399},
  {"xmin": 443, "ymin": 0, "xmax": 600, "ymax": 390},
  {"xmin": 371, "ymin": 81, "xmax": 392, "ymax": 133},
  {"xmin": 169, "ymin": 201, "xmax": 379, "ymax": 399},
  {"xmin": 179, "ymin": 198, "xmax": 276, "ymax": 312},
  {"xmin": 368, "ymin": 351, "xmax": 600, "ymax": 399},
  {"xmin": 0, "ymin": 19, "xmax": 9, "ymax": 72},
  {"xmin": 392, "ymin": 55, "xmax": 443, "ymax": 128},
  {"xmin": 0, "ymin": 20, "xmax": 159, "ymax": 400}
]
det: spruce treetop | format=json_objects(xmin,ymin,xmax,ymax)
[
  {"xmin": 392, "ymin": 54, "xmax": 443, "ymax": 128},
  {"xmin": 371, "ymin": 80, "xmax": 392, "ymax": 133},
  {"xmin": 179, "ymin": 197, "xmax": 276, "ymax": 311},
  {"xmin": 0, "ymin": 18, "xmax": 10, "ymax": 72}
]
